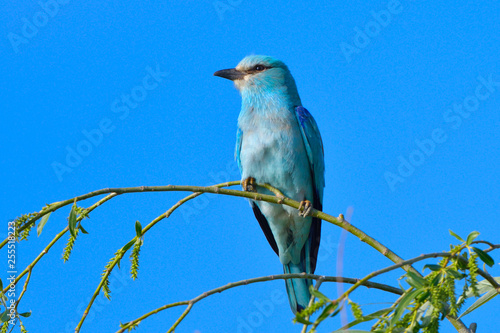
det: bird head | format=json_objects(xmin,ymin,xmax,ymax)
[{"xmin": 214, "ymin": 55, "xmax": 301, "ymax": 104}]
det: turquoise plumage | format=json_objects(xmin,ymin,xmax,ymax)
[{"xmin": 214, "ymin": 55, "xmax": 325, "ymax": 313}]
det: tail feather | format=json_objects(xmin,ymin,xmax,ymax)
[
  {"xmin": 284, "ymin": 215, "xmax": 321, "ymax": 314},
  {"xmin": 284, "ymin": 261, "xmax": 312, "ymax": 314}
]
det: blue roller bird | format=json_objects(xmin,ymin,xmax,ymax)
[{"xmin": 214, "ymin": 55, "xmax": 325, "ymax": 314}]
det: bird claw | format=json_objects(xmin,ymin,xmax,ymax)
[
  {"xmin": 242, "ymin": 177, "xmax": 257, "ymax": 192},
  {"xmin": 298, "ymin": 200, "xmax": 312, "ymax": 217}
]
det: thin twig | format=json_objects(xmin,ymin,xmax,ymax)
[
  {"xmin": 331, "ymin": 252, "xmax": 499, "ymax": 332},
  {"xmin": 116, "ymin": 273, "xmax": 402, "ymax": 333},
  {"xmin": 259, "ymin": 183, "xmax": 286, "ymax": 200},
  {"xmin": 2, "ymin": 183, "xmax": 404, "ymax": 274},
  {"xmin": 1, "ymin": 193, "xmax": 118, "ymax": 295},
  {"xmin": 167, "ymin": 303, "xmax": 193, "ymax": 333},
  {"xmin": 76, "ymin": 181, "xmax": 241, "ymax": 332},
  {"xmin": 134, "ymin": 249, "xmax": 496, "ymax": 332},
  {"xmin": 301, "ymin": 277, "xmax": 326, "ymax": 333},
  {"xmin": 8, "ymin": 182, "xmax": 416, "ymax": 278},
  {"xmin": 116, "ymin": 301, "xmax": 189, "ymax": 333},
  {"xmin": 14, "ymin": 269, "xmax": 32, "ymax": 313},
  {"xmin": 6, "ymin": 181, "xmax": 498, "ymax": 332},
  {"xmin": 471, "ymin": 240, "xmax": 500, "ymax": 253}
]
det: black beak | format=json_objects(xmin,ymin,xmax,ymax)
[{"xmin": 214, "ymin": 68, "xmax": 245, "ymax": 81}]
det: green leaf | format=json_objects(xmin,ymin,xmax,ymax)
[
  {"xmin": 309, "ymin": 285, "xmax": 330, "ymax": 302},
  {"xmin": 406, "ymin": 272, "xmax": 427, "ymax": 289},
  {"xmin": 423, "ymin": 264, "xmax": 442, "ymax": 272},
  {"xmin": 458, "ymin": 290, "xmax": 498, "ymax": 319},
  {"xmin": 415, "ymin": 301, "xmax": 432, "ymax": 324},
  {"xmin": 316, "ymin": 302, "xmax": 337, "ymax": 323},
  {"xmin": 472, "ymin": 247, "xmax": 494, "ymax": 267},
  {"xmin": 457, "ymin": 256, "xmax": 468, "ymax": 270},
  {"xmin": 476, "ymin": 277, "xmax": 500, "ymax": 294},
  {"xmin": 121, "ymin": 239, "xmax": 136, "ymax": 253},
  {"xmin": 464, "ymin": 277, "xmax": 500, "ymax": 298},
  {"xmin": 419, "ymin": 302, "xmax": 434, "ymax": 327},
  {"xmin": 466, "ymin": 231, "xmax": 480, "ymax": 246},
  {"xmin": 329, "ymin": 306, "xmax": 342, "ymax": 318},
  {"xmin": 416, "ymin": 290, "xmax": 430, "ymax": 303},
  {"xmin": 0, "ymin": 311, "xmax": 9, "ymax": 322},
  {"xmin": 449, "ymin": 230, "xmax": 464, "ymax": 242},
  {"xmin": 19, "ymin": 311, "xmax": 31, "ymax": 318},
  {"xmin": 294, "ymin": 313, "xmax": 313, "ymax": 325},
  {"xmin": 0, "ymin": 279, "xmax": 3, "ymax": 291},
  {"xmin": 391, "ymin": 289, "xmax": 420, "ymax": 326},
  {"xmin": 135, "ymin": 220, "xmax": 142, "ymax": 237},
  {"xmin": 37, "ymin": 212, "xmax": 51, "ymax": 236},
  {"xmin": 332, "ymin": 307, "xmax": 392, "ymax": 331},
  {"xmin": 430, "ymin": 272, "xmax": 443, "ymax": 286},
  {"xmin": 68, "ymin": 203, "xmax": 77, "ymax": 238},
  {"xmin": 79, "ymin": 224, "xmax": 89, "ymax": 234},
  {"xmin": 446, "ymin": 268, "xmax": 464, "ymax": 279}
]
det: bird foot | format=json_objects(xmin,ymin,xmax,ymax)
[
  {"xmin": 242, "ymin": 177, "xmax": 257, "ymax": 192},
  {"xmin": 298, "ymin": 200, "xmax": 312, "ymax": 217}
]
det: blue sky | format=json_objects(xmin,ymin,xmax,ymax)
[{"xmin": 1, "ymin": 1, "xmax": 499, "ymax": 332}]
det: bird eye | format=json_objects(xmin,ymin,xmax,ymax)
[{"xmin": 253, "ymin": 65, "xmax": 266, "ymax": 71}]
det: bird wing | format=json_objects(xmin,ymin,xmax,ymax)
[
  {"xmin": 251, "ymin": 202, "xmax": 279, "ymax": 255},
  {"xmin": 295, "ymin": 106, "xmax": 325, "ymax": 201},
  {"xmin": 295, "ymin": 106, "xmax": 325, "ymax": 273}
]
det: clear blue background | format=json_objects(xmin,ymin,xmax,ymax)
[{"xmin": 1, "ymin": 0, "xmax": 499, "ymax": 332}]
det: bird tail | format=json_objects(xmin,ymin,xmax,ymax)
[
  {"xmin": 284, "ymin": 260, "xmax": 312, "ymax": 314},
  {"xmin": 284, "ymin": 214, "xmax": 321, "ymax": 314}
]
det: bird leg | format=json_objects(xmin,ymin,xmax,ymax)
[
  {"xmin": 298, "ymin": 200, "xmax": 312, "ymax": 217},
  {"xmin": 242, "ymin": 177, "xmax": 257, "ymax": 192}
]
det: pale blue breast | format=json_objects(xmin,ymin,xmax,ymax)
[{"xmin": 238, "ymin": 106, "xmax": 313, "ymax": 265}]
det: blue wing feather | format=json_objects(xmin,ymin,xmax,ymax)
[
  {"xmin": 295, "ymin": 106, "xmax": 325, "ymax": 201},
  {"xmin": 295, "ymin": 106, "xmax": 325, "ymax": 275}
]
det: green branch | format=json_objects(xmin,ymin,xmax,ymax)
[
  {"xmin": 1, "ymin": 193, "xmax": 117, "ymax": 295},
  {"xmin": 9, "ymin": 181, "xmax": 414, "ymax": 276},
  {"xmin": 75, "ymin": 181, "xmax": 240, "ymax": 332},
  {"xmin": 6, "ymin": 181, "xmax": 497, "ymax": 332},
  {"xmin": 3, "ymin": 183, "xmax": 406, "ymax": 272}
]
